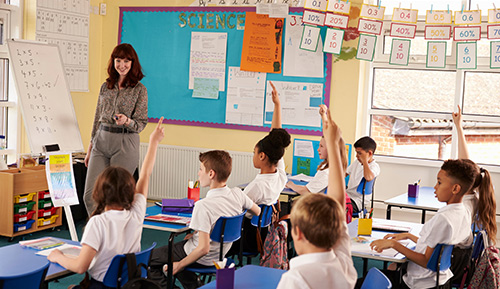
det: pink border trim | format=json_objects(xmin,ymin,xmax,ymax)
[
  {"xmin": 424, "ymin": 25, "xmax": 451, "ymax": 40},
  {"xmin": 389, "ymin": 23, "xmax": 416, "ymax": 39},
  {"xmin": 118, "ymin": 6, "xmax": 327, "ymax": 136},
  {"xmin": 357, "ymin": 18, "xmax": 383, "ymax": 35},
  {"xmin": 324, "ymin": 13, "xmax": 349, "ymax": 29},
  {"xmin": 453, "ymin": 26, "xmax": 481, "ymax": 41}
]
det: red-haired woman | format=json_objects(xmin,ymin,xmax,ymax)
[{"xmin": 83, "ymin": 43, "xmax": 148, "ymax": 215}]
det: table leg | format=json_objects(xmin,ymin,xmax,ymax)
[
  {"xmin": 386, "ymin": 205, "xmax": 392, "ymax": 220},
  {"xmin": 363, "ymin": 258, "xmax": 368, "ymax": 277},
  {"xmin": 421, "ymin": 210, "xmax": 426, "ymax": 224},
  {"xmin": 167, "ymin": 232, "xmax": 175, "ymax": 289},
  {"xmin": 288, "ymin": 195, "xmax": 293, "ymax": 214}
]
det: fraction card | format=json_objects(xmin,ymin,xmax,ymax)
[
  {"xmin": 323, "ymin": 28, "xmax": 344, "ymax": 55},
  {"xmin": 456, "ymin": 42, "xmax": 477, "ymax": 69},
  {"xmin": 426, "ymin": 42, "xmax": 447, "ymax": 68},
  {"xmin": 389, "ymin": 39, "xmax": 410, "ymax": 66},
  {"xmin": 356, "ymin": 34, "xmax": 377, "ymax": 61},
  {"xmin": 300, "ymin": 25, "xmax": 321, "ymax": 52},
  {"xmin": 490, "ymin": 41, "xmax": 500, "ymax": 69}
]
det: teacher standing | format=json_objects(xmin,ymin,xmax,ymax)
[{"xmin": 83, "ymin": 43, "xmax": 148, "ymax": 215}]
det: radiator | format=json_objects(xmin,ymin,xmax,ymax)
[{"xmin": 139, "ymin": 144, "xmax": 258, "ymax": 200}]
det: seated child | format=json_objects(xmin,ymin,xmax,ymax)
[
  {"xmin": 277, "ymin": 105, "xmax": 357, "ymax": 289},
  {"xmin": 48, "ymin": 118, "xmax": 166, "ymax": 288},
  {"xmin": 370, "ymin": 159, "xmax": 478, "ymax": 289},
  {"xmin": 345, "ymin": 136, "xmax": 380, "ymax": 213},
  {"xmin": 148, "ymin": 150, "xmax": 260, "ymax": 289}
]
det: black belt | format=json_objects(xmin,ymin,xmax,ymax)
[{"xmin": 100, "ymin": 124, "xmax": 134, "ymax": 134}]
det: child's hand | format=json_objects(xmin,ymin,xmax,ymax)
[
  {"xmin": 370, "ymin": 239, "xmax": 394, "ymax": 253},
  {"xmin": 270, "ymin": 81, "xmax": 280, "ymax": 105},
  {"xmin": 164, "ymin": 262, "xmax": 183, "ymax": 275},
  {"xmin": 320, "ymin": 104, "xmax": 341, "ymax": 144},
  {"xmin": 285, "ymin": 180, "xmax": 293, "ymax": 188},
  {"xmin": 47, "ymin": 249, "xmax": 63, "ymax": 262},
  {"xmin": 452, "ymin": 105, "xmax": 462, "ymax": 127},
  {"xmin": 319, "ymin": 104, "xmax": 328, "ymax": 116},
  {"xmin": 150, "ymin": 117, "xmax": 165, "ymax": 144},
  {"xmin": 184, "ymin": 233, "xmax": 194, "ymax": 240},
  {"xmin": 383, "ymin": 233, "xmax": 409, "ymax": 241}
]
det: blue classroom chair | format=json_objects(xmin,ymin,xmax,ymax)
[
  {"xmin": 238, "ymin": 203, "xmax": 274, "ymax": 266},
  {"xmin": 102, "ymin": 242, "xmax": 156, "ymax": 288},
  {"xmin": 426, "ymin": 243, "xmax": 454, "ymax": 289},
  {"xmin": 0, "ymin": 259, "xmax": 49, "ymax": 289},
  {"xmin": 352, "ymin": 177, "xmax": 376, "ymax": 218},
  {"xmin": 184, "ymin": 211, "xmax": 246, "ymax": 284},
  {"xmin": 360, "ymin": 267, "xmax": 392, "ymax": 289}
]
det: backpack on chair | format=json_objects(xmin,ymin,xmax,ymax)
[
  {"xmin": 467, "ymin": 245, "xmax": 500, "ymax": 289},
  {"xmin": 259, "ymin": 201, "xmax": 290, "ymax": 270},
  {"xmin": 119, "ymin": 253, "xmax": 161, "ymax": 289}
]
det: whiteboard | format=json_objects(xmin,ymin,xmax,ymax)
[{"xmin": 8, "ymin": 39, "xmax": 83, "ymax": 154}]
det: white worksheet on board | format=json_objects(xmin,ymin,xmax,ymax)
[
  {"xmin": 189, "ymin": 32, "xmax": 227, "ymax": 91},
  {"xmin": 225, "ymin": 67, "xmax": 266, "ymax": 126},
  {"xmin": 264, "ymin": 80, "xmax": 322, "ymax": 127}
]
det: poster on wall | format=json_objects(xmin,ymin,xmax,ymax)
[{"xmin": 45, "ymin": 153, "xmax": 79, "ymax": 207}]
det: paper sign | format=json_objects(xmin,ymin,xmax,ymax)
[
  {"xmin": 390, "ymin": 23, "xmax": 416, "ymax": 39},
  {"xmin": 390, "ymin": 39, "xmax": 411, "ymax": 66},
  {"xmin": 269, "ymin": 3, "xmax": 289, "ymax": 18},
  {"xmin": 425, "ymin": 10, "xmax": 452, "ymax": 25},
  {"xmin": 303, "ymin": 10, "xmax": 326, "ymax": 26},
  {"xmin": 424, "ymin": 26, "xmax": 451, "ymax": 40},
  {"xmin": 323, "ymin": 28, "xmax": 344, "ymax": 55},
  {"xmin": 241, "ymin": 12, "xmax": 283, "ymax": 73},
  {"xmin": 488, "ymin": 9, "xmax": 500, "ymax": 23},
  {"xmin": 356, "ymin": 34, "xmax": 377, "ymax": 61},
  {"xmin": 360, "ymin": 4, "xmax": 385, "ymax": 21},
  {"xmin": 294, "ymin": 139, "xmax": 315, "ymax": 158},
  {"xmin": 426, "ymin": 41, "xmax": 446, "ymax": 68},
  {"xmin": 189, "ymin": 32, "xmax": 227, "ymax": 91},
  {"xmin": 490, "ymin": 41, "xmax": 500, "ymax": 69},
  {"xmin": 304, "ymin": 0, "xmax": 327, "ymax": 12},
  {"xmin": 45, "ymin": 153, "xmax": 79, "ymax": 207},
  {"xmin": 324, "ymin": 13, "xmax": 349, "ymax": 29},
  {"xmin": 456, "ymin": 42, "xmax": 477, "ymax": 70},
  {"xmin": 358, "ymin": 18, "xmax": 383, "ymax": 35},
  {"xmin": 327, "ymin": 0, "xmax": 350, "ymax": 15},
  {"xmin": 300, "ymin": 25, "xmax": 321, "ymax": 52},
  {"xmin": 487, "ymin": 25, "xmax": 500, "ymax": 39},
  {"xmin": 192, "ymin": 78, "xmax": 219, "ymax": 99},
  {"xmin": 454, "ymin": 10, "xmax": 481, "ymax": 25},
  {"xmin": 392, "ymin": 8, "xmax": 418, "ymax": 23},
  {"xmin": 256, "ymin": 3, "xmax": 271, "ymax": 14},
  {"xmin": 453, "ymin": 26, "xmax": 481, "ymax": 41}
]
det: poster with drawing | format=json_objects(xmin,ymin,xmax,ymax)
[{"xmin": 45, "ymin": 153, "xmax": 79, "ymax": 207}]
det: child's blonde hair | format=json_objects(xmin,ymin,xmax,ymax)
[
  {"xmin": 291, "ymin": 193, "xmax": 344, "ymax": 249},
  {"xmin": 317, "ymin": 136, "xmax": 348, "ymax": 173},
  {"xmin": 91, "ymin": 166, "xmax": 136, "ymax": 217}
]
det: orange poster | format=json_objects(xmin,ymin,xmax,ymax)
[{"xmin": 241, "ymin": 12, "xmax": 284, "ymax": 73}]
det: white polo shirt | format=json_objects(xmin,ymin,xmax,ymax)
[
  {"xmin": 184, "ymin": 186, "xmax": 254, "ymax": 266},
  {"xmin": 346, "ymin": 159, "xmax": 380, "ymax": 210},
  {"xmin": 243, "ymin": 158, "xmax": 287, "ymax": 206},
  {"xmin": 462, "ymin": 192, "xmax": 478, "ymax": 222},
  {"xmin": 276, "ymin": 222, "xmax": 357, "ymax": 289},
  {"xmin": 403, "ymin": 203, "xmax": 472, "ymax": 289},
  {"xmin": 81, "ymin": 193, "xmax": 146, "ymax": 282},
  {"xmin": 305, "ymin": 166, "xmax": 328, "ymax": 194}
]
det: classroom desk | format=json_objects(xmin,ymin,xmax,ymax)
[
  {"xmin": 384, "ymin": 186, "xmax": 445, "ymax": 224},
  {"xmin": 144, "ymin": 205, "xmax": 191, "ymax": 289},
  {"xmin": 0, "ymin": 238, "xmax": 80, "ymax": 284},
  {"xmin": 199, "ymin": 265, "xmax": 285, "ymax": 289},
  {"xmin": 348, "ymin": 218, "xmax": 423, "ymax": 276}
]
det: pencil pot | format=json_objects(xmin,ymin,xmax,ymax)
[
  {"xmin": 408, "ymin": 184, "xmax": 420, "ymax": 198},
  {"xmin": 216, "ymin": 267, "xmax": 235, "ymax": 289},
  {"xmin": 188, "ymin": 187, "xmax": 200, "ymax": 202},
  {"xmin": 357, "ymin": 218, "xmax": 373, "ymax": 236}
]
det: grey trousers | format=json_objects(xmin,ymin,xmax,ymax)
[{"xmin": 83, "ymin": 128, "xmax": 139, "ymax": 216}]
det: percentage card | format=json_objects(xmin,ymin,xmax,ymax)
[
  {"xmin": 392, "ymin": 8, "xmax": 418, "ymax": 24},
  {"xmin": 487, "ymin": 25, "xmax": 500, "ymax": 40},
  {"xmin": 326, "ymin": 0, "xmax": 350, "ymax": 15},
  {"xmin": 425, "ymin": 10, "xmax": 452, "ymax": 24},
  {"xmin": 390, "ymin": 23, "xmax": 416, "ymax": 39},
  {"xmin": 488, "ymin": 9, "xmax": 500, "ymax": 23},
  {"xmin": 360, "ymin": 4, "xmax": 385, "ymax": 21},
  {"xmin": 425, "ymin": 26, "xmax": 451, "ymax": 40},
  {"xmin": 303, "ymin": 10, "xmax": 326, "ymax": 26},
  {"xmin": 490, "ymin": 41, "xmax": 500, "ymax": 68},
  {"xmin": 356, "ymin": 34, "xmax": 377, "ymax": 61},
  {"xmin": 456, "ymin": 42, "xmax": 477, "ymax": 69},
  {"xmin": 323, "ymin": 28, "xmax": 344, "ymax": 55},
  {"xmin": 357, "ymin": 18, "xmax": 383, "ymax": 35},
  {"xmin": 324, "ymin": 13, "xmax": 349, "ymax": 29},
  {"xmin": 454, "ymin": 10, "xmax": 481, "ymax": 25},
  {"xmin": 389, "ymin": 38, "xmax": 411, "ymax": 66},
  {"xmin": 453, "ymin": 26, "xmax": 481, "ymax": 41},
  {"xmin": 300, "ymin": 25, "xmax": 321, "ymax": 52},
  {"xmin": 426, "ymin": 41, "xmax": 447, "ymax": 68},
  {"xmin": 304, "ymin": 0, "xmax": 327, "ymax": 12}
]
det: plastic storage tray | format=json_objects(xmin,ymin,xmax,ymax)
[
  {"xmin": 14, "ymin": 192, "xmax": 37, "ymax": 204},
  {"xmin": 14, "ymin": 220, "xmax": 35, "ymax": 232},
  {"xmin": 37, "ymin": 215, "xmax": 59, "ymax": 227},
  {"xmin": 38, "ymin": 199, "xmax": 53, "ymax": 209},
  {"xmin": 14, "ymin": 201, "xmax": 36, "ymax": 214},
  {"xmin": 38, "ymin": 207, "xmax": 58, "ymax": 218},
  {"xmin": 13, "ymin": 210, "xmax": 35, "ymax": 223},
  {"xmin": 38, "ymin": 190, "xmax": 51, "ymax": 200}
]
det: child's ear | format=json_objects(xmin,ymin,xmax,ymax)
[
  {"xmin": 208, "ymin": 169, "xmax": 216, "ymax": 180},
  {"xmin": 293, "ymin": 226, "xmax": 305, "ymax": 241},
  {"xmin": 452, "ymin": 183, "xmax": 462, "ymax": 195},
  {"xmin": 259, "ymin": 152, "xmax": 267, "ymax": 161}
]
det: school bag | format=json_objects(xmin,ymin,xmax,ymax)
[
  {"xmin": 119, "ymin": 253, "xmax": 161, "ymax": 289},
  {"xmin": 259, "ymin": 202, "xmax": 290, "ymax": 270},
  {"xmin": 467, "ymin": 245, "xmax": 500, "ymax": 289}
]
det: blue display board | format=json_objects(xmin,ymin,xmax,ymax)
[{"xmin": 119, "ymin": 7, "xmax": 332, "ymax": 136}]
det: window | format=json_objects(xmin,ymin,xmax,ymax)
[{"xmin": 368, "ymin": 1, "xmax": 500, "ymax": 166}]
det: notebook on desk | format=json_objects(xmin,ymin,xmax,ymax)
[
  {"xmin": 372, "ymin": 223, "xmax": 411, "ymax": 233},
  {"xmin": 145, "ymin": 214, "xmax": 191, "ymax": 226}
]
